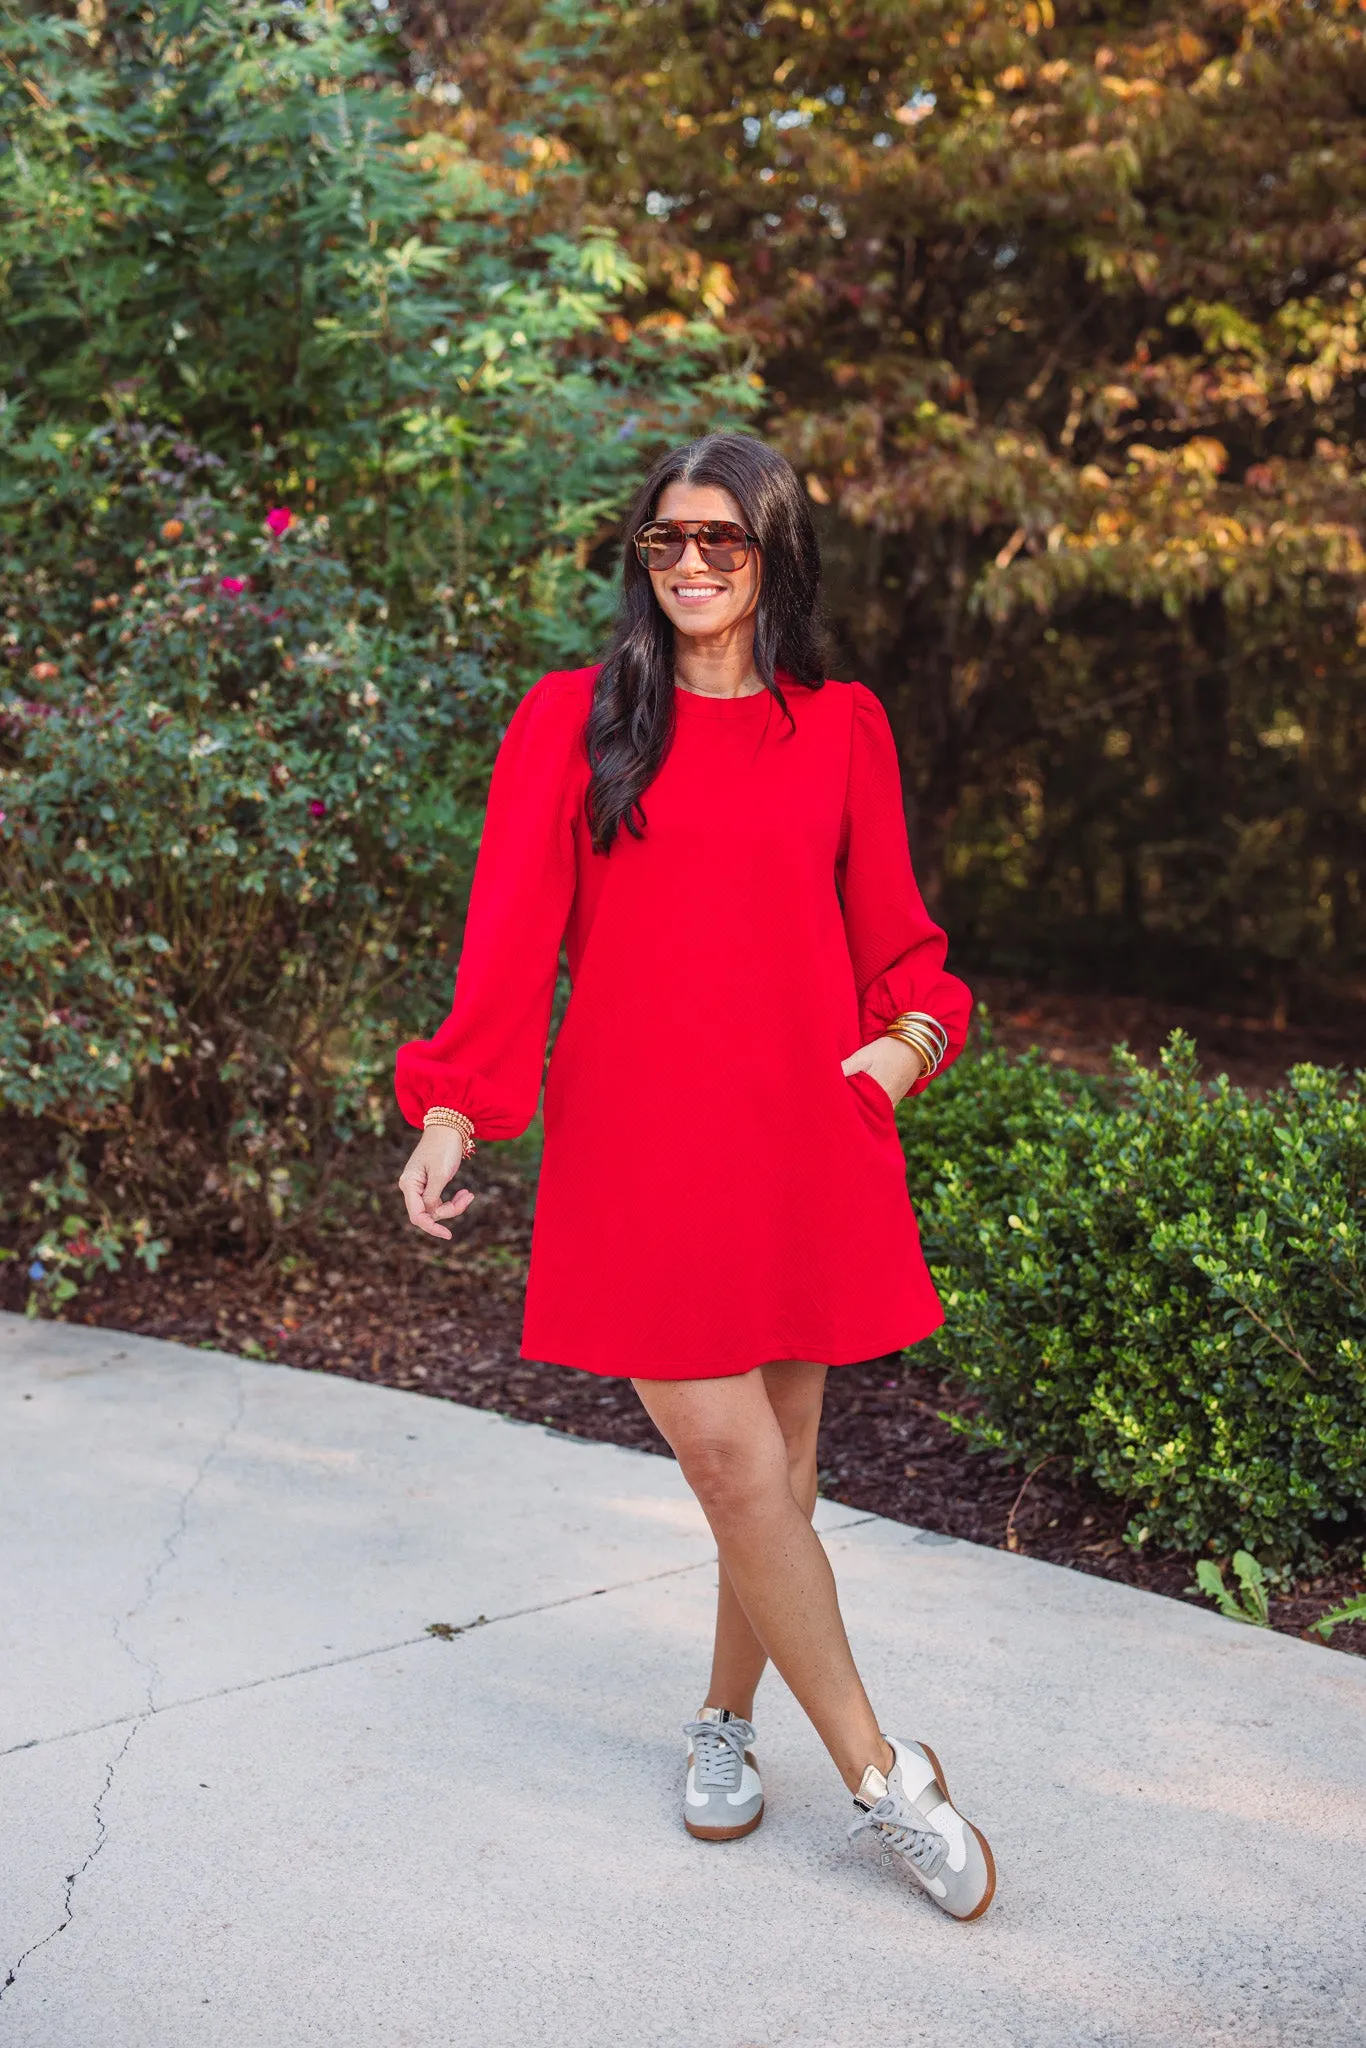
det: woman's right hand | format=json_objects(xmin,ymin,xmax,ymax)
[{"xmin": 398, "ymin": 1127, "xmax": 475, "ymax": 1241}]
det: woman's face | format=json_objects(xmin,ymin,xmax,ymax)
[{"xmin": 647, "ymin": 481, "xmax": 763, "ymax": 641}]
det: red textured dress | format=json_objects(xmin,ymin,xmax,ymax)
[{"xmin": 395, "ymin": 667, "xmax": 972, "ymax": 1380}]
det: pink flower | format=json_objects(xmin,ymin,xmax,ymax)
[
  {"xmin": 308, "ymin": 800, "xmax": 327, "ymax": 818},
  {"xmin": 265, "ymin": 507, "xmax": 293, "ymax": 538},
  {"xmin": 219, "ymin": 575, "xmax": 248, "ymax": 595}
]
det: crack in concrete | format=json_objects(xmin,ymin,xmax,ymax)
[
  {"xmin": 114, "ymin": 1357, "xmax": 249, "ymax": 1715},
  {"xmin": 1, "ymin": 1541, "xmax": 775, "ymax": 1759},
  {"xmin": 1, "ymin": 1518, "xmax": 879, "ymax": 1766},
  {"xmin": 1, "ymin": 1722, "xmax": 139, "ymax": 2000},
  {"xmin": 1, "ymin": 1360, "xmax": 248, "ymax": 2007}
]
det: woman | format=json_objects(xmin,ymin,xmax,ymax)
[{"xmin": 395, "ymin": 434, "xmax": 994, "ymax": 1920}]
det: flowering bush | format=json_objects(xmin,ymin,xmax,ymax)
[
  {"xmin": 18, "ymin": 1136, "xmax": 169, "ymax": 1312},
  {"xmin": 900, "ymin": 1031, "xmax": 1366, "ymax": 1570},
  {"xmin": 0, "ymin": 431, "xmax": 504, "ymax": 1255}
]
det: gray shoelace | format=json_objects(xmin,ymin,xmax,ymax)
[
  {"xmin": 848, "ymin": 1794, "xmax": 949, "ymax": 1877},
  {"xmin": 684, "ymin": 1716, "xmax": 755, "ymax": 1790}
]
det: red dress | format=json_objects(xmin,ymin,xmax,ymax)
[{"xmin": 395, "ymin": 668, "xmax": 972, "ymax": 1380}]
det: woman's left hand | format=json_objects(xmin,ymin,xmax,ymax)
[{"xmin": 841, "ymin": 1034, "xmax": 928, "ymax": 1106}]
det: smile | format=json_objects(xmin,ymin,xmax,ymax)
[{"xmin": 671, "ymin": 582, "xmax": 727, "ymax": 603}]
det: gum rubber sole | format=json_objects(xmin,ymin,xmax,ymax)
[
  {"xmin": 916, "ymin": 1741, "xmax": 997, "ymax": 1921},
  {"xmin": 685, "ymin": 1802, "xmax": 764, "ymax": 1842}
]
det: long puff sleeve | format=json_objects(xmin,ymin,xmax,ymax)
[
  {"xmin": 394, "ymin": 674, "xmax": 585, "ymax": 1138},
  {"xmin": 837, "ymin": 682, "xmax": 973, "ymax": 1094}
]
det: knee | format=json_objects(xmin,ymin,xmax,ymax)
[
  {"xmin": 779, "ymin": 1411, "xmax": 820, "ymax": 1474},
  {"xmin": 676, "ymin": 1434, "xmax": 782, "ymax": 1526},
  {"xmin": 775, "ymin": 1412, "xmax": 820, "ymax": 1506}
]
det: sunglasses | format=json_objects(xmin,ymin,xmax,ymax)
[{"xmin": 633, "ymin": 518, "xmax": 761, "ymax": 573}]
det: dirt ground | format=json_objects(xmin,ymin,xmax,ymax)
[
  {"xmin": 973, "ymin": 973, "xmax": 1364, "ymax": 1088},
  {"xmin": 8, "ymin": 981, "xmax": 1364, "ymax": 1659}
]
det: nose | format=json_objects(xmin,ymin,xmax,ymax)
[{"xmin": 676, "ymin": 534, "xmax": 714, "ymax": 573}]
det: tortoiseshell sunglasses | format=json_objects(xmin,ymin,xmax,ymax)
[{"xmin": 633, "ymin": 518, "xmax": 762, "ymax": 572}]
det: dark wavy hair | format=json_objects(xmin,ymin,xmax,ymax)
[{"xmin": 585, "ymin": 434, "xmax": 824, "ymax": 852}]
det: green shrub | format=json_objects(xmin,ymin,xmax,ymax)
[
  {"xmin": 0, "ymin": 2, "xmax": 746, "ymax": 645},
  {"xmin": 1, "ymin": 430, "xmax": 499, "ymax": 1247},
  {"xmin": 900, "ymin": 1030, "xmax": 1366, "ymax": 1568}
]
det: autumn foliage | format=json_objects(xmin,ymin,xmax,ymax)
[{"xmin": 413, "ymin": 0, "xmax": 1366, "ymax": 1013}]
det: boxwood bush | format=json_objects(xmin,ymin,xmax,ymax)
[{"xmin": 900, "ymin": 1030, "xmax": 1366, "ymax": 1569}]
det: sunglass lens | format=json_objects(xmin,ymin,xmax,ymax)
[
  {"xmin": 697, "ymin": 522, "xmax": 749, "ymax": 570},
  {"xmin": 636, "ymin": 523, "xmax": 684, "ymax": 568}
]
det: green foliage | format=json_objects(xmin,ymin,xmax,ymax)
[
  {"xmin": 1309, "ymin": 1578, "xmax": 1366, "ymax": 1641},
  {"xmin": 901, "ymin": 1030, "xmax": 1366, "ymax": 1567},
  {"xmin": 1192, "ymin": 1552, "xmax": 1270, "ymax": 1628},
  {"xmin": 0, "ymin": 0, "xmax": 748, "ymax": 652},
  {"xmin": 23, "ymin": 1134, "xmax": 169, "ymax": 1316}
]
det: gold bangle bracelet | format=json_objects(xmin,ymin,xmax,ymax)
[
  {"xmin": 423, "ymin": 1106, "xmax": 476, "ymax": 1155},
  {"xmin": 887, "ymin": 1011, "xmax": 947, "ymax": 1076},
  {"xmin": 887, "ymin": 1023, "xmax": 940, "ymax": 1054},
  {"xmin": 885, "ymin": 1026, "xmax": 941, "ymax": 1077},
  {"xmin": 892, "ymin": 1011, "xmax": 948, "ymax": 1058}
]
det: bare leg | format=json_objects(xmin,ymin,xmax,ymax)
[
  {"xmin": 703, "ymin": 1360, "xmax": 824, "ymax": 1720},
  {"xmin": 633, "ymin": 1366, "xmax": 892, "ymax": 1794}
]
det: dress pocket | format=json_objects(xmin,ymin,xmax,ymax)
[{"xmin": 845, "ymin": 1067, "xmax": 898, "ymax": 1130}]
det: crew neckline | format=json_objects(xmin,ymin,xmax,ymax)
[{"xmin": 674, "ymin": 682, "xmax": 772, "ymax": 711}]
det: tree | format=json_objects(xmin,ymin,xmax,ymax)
[
  {"xmin": 428, "ymin": 0, "xmax": 1366, "ymax": 1010},
  {"xmin": 0, "ymin": 0, "xmax": 746, "ymax": 666}
]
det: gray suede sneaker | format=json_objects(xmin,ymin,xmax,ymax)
[
  {"xmin": 849, "ymin": 1735, "xmax": 996, "ymax": 1920},
  {"xmin": 683, "ymin": 1708, "xmax": 764, "ymax": 1841}
]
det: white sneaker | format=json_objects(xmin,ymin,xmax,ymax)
[
  {"xmin": 682, "ymin": 1707, "xmax": 764, "ymax": 1840},
  {"xmin": 849, "ymin": 1735, "xmax": 996, "ymax": 1919}
]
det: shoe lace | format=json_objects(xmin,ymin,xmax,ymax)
[
  {"xmin": 684, "ymin": 1717, "xmax": 755, "ymax": 1790},
  {"xmin": 848, "ymin": 1794, "xmax": 948, "ymax": 1878}
]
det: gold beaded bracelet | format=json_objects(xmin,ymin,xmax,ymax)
[{"xmin": 423, "ymin": 1106, "xmax": 476, "ymax": 1157}]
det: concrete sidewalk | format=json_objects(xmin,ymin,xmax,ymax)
[{"xmin": 2, "ymin": 1314, "xmax": 1364, "ymax": 2048}]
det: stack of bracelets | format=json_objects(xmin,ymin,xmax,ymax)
[
  {"xmin": 422, "ymin": 1106, "xmax": 477, "ymax": 1159},
  {"xmin": 884, "ymin": 1011, "xmax": 949, "ymax": 1079}
]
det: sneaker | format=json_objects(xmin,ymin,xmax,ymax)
[
  {"xmin": 682, "ymin": 1707, "xmax": 764, "ymax": 1841},
  {"xmin": 849, "ymin": 1735, "xmax": 996, "ymax": 1920}
]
